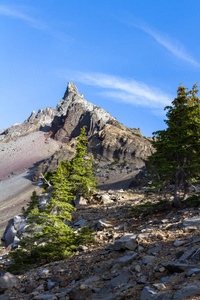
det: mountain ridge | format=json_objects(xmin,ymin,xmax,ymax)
[{"xmin": 0, "ymin": 82, "xmax": 154, "ymax": 181}]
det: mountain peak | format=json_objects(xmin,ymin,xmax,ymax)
[{"xmin": 63, "ymin": 82, "xmax": 79, "ymax": 99}]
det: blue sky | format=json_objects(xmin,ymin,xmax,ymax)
[{"xmin": 1, "ymin": 0, "xmax": 200, "ymax": 137}]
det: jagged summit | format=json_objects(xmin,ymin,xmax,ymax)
[
  {"xmin": 0, "ymin": 82, "xmax": 116, "ymax": 142},
  {"xmin": 63, "ymin": 81, "xmax": 79, "ymax": 98},
  {"xmin": 0, "ymin": 82, "xmax": 154, "ymax": 180}
]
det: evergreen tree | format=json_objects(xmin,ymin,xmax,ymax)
[
  {"xmin": 148, "ymin": 84, "xmax": 200, "ymax": 207},
  {"xmin": 22, "ymin": 190, "xmax": 39, "ymax": 216},
  {"xmin": 8, "ymin": 129, "xmax": 95, "ymax": 272},
  {"xmin": 69, "ymin": 126, "xmax": 97, "ymax": 197}
]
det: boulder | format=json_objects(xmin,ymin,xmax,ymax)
[
  {"xmin": 183, "ymin": 216, "xmax": 200, "ymax": 231},
  {"xmin": 140, "ymin": 286, "xmax": 171, "ymax": 300},
  {"xmin": 1, "ymin": 215, "xmax": 26, "ymax": 247},
  {"xmin": 108, "ymin": 234, "xmax": 138, "ymax": 251},
  {"xmin": 178, "ymin": 247, "xmax": 196, "ymax": 261},
  {"xmin": 172, "ymin": 282, "xmax": 200, "ymax": 299},
  {"xmin": 99, "ymin": 270, "xmax": 130, "ymax": 294},
  {"xmin": 162, "ymin": 262, "xmax": 195, "ymax": 273},
  {"xmin": 0, "ymin": 272, "xmax": 19, "ymax": 292},
  {"xmin": 74, "ymin": 219, "xmax": 87, "ymax": 228},
  {"xmin": 94, "ymin": 219, "xmax": 113, "ymax": 230},
  {"xmin": 114, "ymin": 253, "xmax": 138, "ymax": 266}
]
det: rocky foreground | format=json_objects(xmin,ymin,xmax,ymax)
[{"xmin": 1, "ymin": 189, "xmax": 200, "ymax": 299}]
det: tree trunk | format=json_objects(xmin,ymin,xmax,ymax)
[
  {"xmin": 183, "ymin": 181, "xmax": 190, "ymax": 200},
  {"xmin": 173, "ymin": 174, "xmax": 180, "ymax": 207}
]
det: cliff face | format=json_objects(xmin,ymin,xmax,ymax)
[
  {"xmin": 0, "ymin": 82, "xmax": 154, "ymax": 178},
  {"xmin": 47, "ymin": 82, "xmax": 119, "ymax": 141}
]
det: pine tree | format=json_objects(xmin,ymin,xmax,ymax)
[
  {"xmin": 69, "ymin": 126, "xmax": 97, "ymax": 197},
  {"xmin": 22, "ymin": 191, "xmax": 39, "ymax": 216},
  {"xmin": 148, "ymin": 84, "xmax": 200, "ymax": 207},
  {"xmin": 8, "ymin": 129, "xmax": 95, "ymax": 272}
]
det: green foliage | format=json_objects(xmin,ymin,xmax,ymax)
[
  {"xmin": 7, "ymin": 225, "xmax": 93, "ymax": 274},
  {"xmin": 111, "ymin": 158, "xmax": 119, "ymax": 165},
  {"xmin": 68, "ymin": 126, "xmax": 97, "ymax": 197},
  {"xmin": 8, "ymin": 127, "xmax": 96, "ymax": 273},
  {"xmin": 22, "ymin": 191, "xmax": 39, "ymax": 217},
  {"xmin": 182, "ymin": 192, "xmax": 200, "ymax": 208},
  {"xmin": 42, "ymin": 171, "xmax": 54, "ymax": 190},
  {"xmin": 147, "ymin": 84, "xmax": 200, "ymax": 207}
]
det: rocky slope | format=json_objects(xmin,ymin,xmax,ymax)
[
  {"xmin": 2, "ymin": 189, "xmax": 200, "ymax": 299},
  {"xmin": 1, "ymin": 83, "xmax": 200, "ymax": 299}
]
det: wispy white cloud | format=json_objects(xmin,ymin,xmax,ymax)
[
  {"xmin": 59, "ymin": 70, "xmax": 172, "ymax": 111},
  {"xmin": 122, "ymin": 17, "xmax": 200, "ymax": 67},
  {"xmin": 0, "ymin": 4, "xmax": 71, "ymax": 44},
  {"xmin": 0, "ymin": 4, "xmax": 47, "ymax": 30},
  {"xmin": 139, "ymin": 24, "xmax": 199, "ymax": 67}
]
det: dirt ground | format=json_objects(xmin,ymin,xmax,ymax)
[
  {"xmin": 0, "ymin": 131, "xmax": 60, "ymax": 179},
  {"xmin": 0, "ymin": 167, "xmax": 43, "ymax": 234}
]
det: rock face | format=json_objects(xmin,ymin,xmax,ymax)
[
  {"xmin": 49, "ymin": 82, "xmax": 117, "ymax": 141},
  {"xmin": 0, "ymin": 82, "xmax": 154, "ymax": 178},
  {"xmin": 36, "ymin": 83, "xmax": 154, "ymax": 177},
  {"xmin": 88, "ymin": 124, "xmax": 152, "ymax": 164},
  {"xmin": 0, "ymin": 108, "xmax": 55, "ymax": 142}
]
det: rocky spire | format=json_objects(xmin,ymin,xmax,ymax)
[{"xmin": 63, "ymin": 82, "xmax": 79, "ymax": 99}]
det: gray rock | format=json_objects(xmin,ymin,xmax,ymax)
[
  {"xmin": 82, "ymin": 276, "xmax": 100, "ymax": 284},
  {"xmin": 0, "ymin": 294, "xmax": 9, "ymax": 300},
  {"xmin": 39, "ymin": 268, "xmax": 50, "ymax": 276},
  {"xmin": 1, "ymin": 215, "xmax": 26, "ymax": 247},
  {"xmin": 135, "ymin": 264, "xmax": 141, "ymax": 272},
  {"xmin": 160, "ymin": 275, "xmax": 174, "ymax": 283},
  {"xmin": 99, "ymin": 271, "xmax": 130, "ymax": 294},
  {"xmin": 114, "ymin": 253, "xmax": 138, "ymax": 266},
  {"xmin": 117, "ymin": 280, "xmax": 136, "ymax": 293},
  {"xmin": 173, "ymin": 240, "xmax": 186, "ymax": 247},
  {"xmin": 101, "ymin": 194, "xmax": 114, "ymax": 204},
  {"xmin": 147, "ymin": 245, "xmax": 162, "ymax": 255},
  {"xmin": 0, "ymin": 272, "xmax": 19, "ymax": 292},
  {"xmin": 125, "ymin": 239, "xmax": 138, "ymax": 251},
  {"xmin": 73, "ymin": 195, "xmax": 87, "ymax": 208},
  {"xmin": 33, "ymin": 295, "xmax": 57, "ymax": 300},
  {"xmin": 47, "ymin": 281, "xmax": 56, "ymax": 290},
  {"xmin": 162, "ymin": 262, "xmax": 195, "ymax": 273},
  {"xmin": 25, "ymin": 282, "xmax": 38, "ymax": 293},
  {"xmin": 74, "ymin": 219, "xmax": 87, "ymax": 228},
  {"xmin": 140, "ymin": 286, "xmax": 158, "ymax": 300},
  {"xmin": 191, "ymin": 246, "xmax": 200, "ymax": 261},
  {"xmin": 1, "ymin": 219, "xmax": 17, "ymax": 247},
  {"xmin": 91, "ymin": 295, "xmax": 118, "ymax": 300},
  {"xmin": 141, "ymin": 286, "xmax": 171, "ymax": 300},
  {"xmin": 94, "ymin": 219, "xmax": 113, "ymax": 230},
  {"xmin": 183, "ymin": 216, "xmax": 200, "ymax": 230},
  {"xmin": 142, "ymin": 255, "xmax": 156, "ymax": 265},
  {"xmin": 137, "ymin": 233, "xmax": 151, "ymax": 240},
  {"xmin": 179, "ymin": 247, "xmax": 196, "ymax": 261},
  {"xmin": 153, "ymin": 283, "xmax": 166, "ymax": 291},
  {"xmin": 186, "ymin": 268, "xmax": 200, "ymax": 277},
  {"xmin": 138, "ymin": 276, "xmax": 147, "ymax": 284},
  {"xmin": 108, "ymin": 234, "xmax": 138, "ymax": 251},
  {"xmin": 38, "ymin": 194, "xmax": 49, "ymax": 211},
  {"xmin": 172, "ymin": 282, "xmax": 200, "ymax": 299}
]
